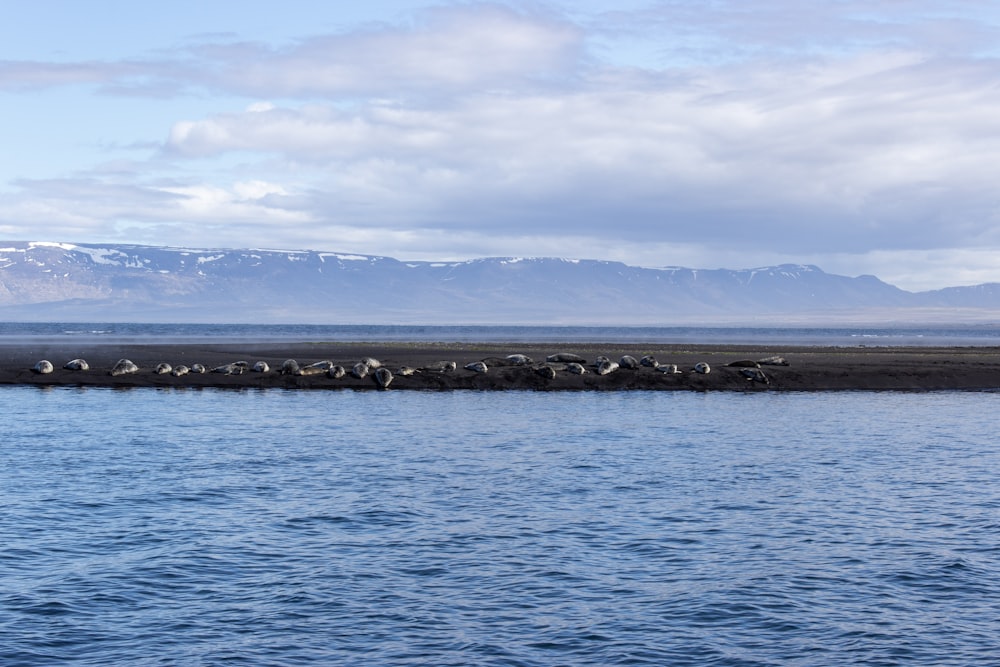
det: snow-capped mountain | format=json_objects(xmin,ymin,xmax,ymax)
[{"xmin": 0, "ymin": 241, "xmax": 994, "ymax": 323}]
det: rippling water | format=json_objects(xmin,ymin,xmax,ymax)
[{"xmin": 2, "ymin": 388, "xmax": 999, "ymax": 665}]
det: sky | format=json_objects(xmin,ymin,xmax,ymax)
[{"xmin": 3, "ymin": 1, "xmax": 1000, "ymax": 291}]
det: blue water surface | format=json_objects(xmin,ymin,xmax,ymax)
[{"xmin": 2, "ymin": 388, "xmax": 999, "ymax": 665}]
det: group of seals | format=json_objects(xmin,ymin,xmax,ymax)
[{"xmin": 27, "ymin": 350, "xmax": 787, "ymax": 388}]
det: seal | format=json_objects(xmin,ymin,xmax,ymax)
[
  {"xmin": 63, "ymin": 359, "xmax": 89, "ymax": 371},
  {"xmin": 726, "ymin": 360, "xmax": 760, "ymax": 368},
  {"xmin": 296, "ymin": 361, "xmax": 333, "ymax": 376},
  {"xmin": 327, "ymin": 365, "xmax": 346, "ymax": 379},
  {"xmin": 740, "ymin": 368, "xmax": 770, "ymax": 384},
  {"xmin": 596, "ymin": 359, "xmax": 619, "ymax": 376},
  {"xmin": 566, "ymin": 362, "xmax": 587, "ymax": 374},
  {"xmin": 153, "ymin": 363, "xmax": 172, "ymax": 375},
  {"xmin": 619, "ymin": 355, "xmax": 640, "ymax": 369},
  {"xmin": 506, "ymin": 354, "xmax": 533, "ymax": 366},
  {"xmin": 252, "ymin": 361, "xmax": 270, "ymax": 373},
  {"xmin": 693, "ymin": 362, "xmax": 711, "ymax": 374},
  {"xmin": 464, "ymin": 361, "xmax": 488, "ymax": 373},
  {"xmin": 280, "ymin": 359, "xmax": 300, "ymax": 375},
  {"xmin": 190, "ymin": 363, "xmax": 206, "ymax": 374},
  {"xmin": 397, "ymin": 366, "xmax": 418, "ymax": 376},
  {"xmin": 757, "ymin": 356, "xmax": 789, "ymax": 366},
  {"xmin": 32, "ymin": 360, "xmax": 54, "ymax": 374},
  {"xmin": 535, "ymin": 365, "xmax": 557, "ymax": 379},
  {"xmin": 374, "ymin": 367, "xmax": 393, "ymax": 389},
  {"xmin": 110, "ymin": 359, "xmax": 139, "ymax": 376},
  {"xmin": 546, "ymin": 353, "xmax": 586, "ymax": 363},
  {"xmin": 360, "ymin": 357, "xmax": 381, "ymax": 369},
  {"xmin": 640, "ymin": 355, "xmax": 659, "ymax": 368},
  {"xmin": 422, "ymin": 361, "xmax": 457, "ymax": 373},
  {"xmin": 657, "ymin": 364, "xmax": 681, "ymax": 374},
  {"xmin": 212, "ymin": 362, "xmax": 248, "ymax": 375},
  {"xmin": 351, "ymin": 362, "xmax": 370, "ymax": 379},
  {"xmin": 171, "ymin": 365, "xmax": 190, "ymax": 377}
]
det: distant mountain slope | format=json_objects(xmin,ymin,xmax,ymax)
[{"xmin": 0, "ymin": 241, "xmax": 994, "ymax": 323}]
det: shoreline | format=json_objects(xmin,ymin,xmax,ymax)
[{"xmin": 3, "ymin": 341, "xmax": 1000, "ymax": 391}]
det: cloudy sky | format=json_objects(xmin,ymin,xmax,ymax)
[{"xmin": 3, "ymin": 1, "xmax": 1000, "ymax": 290}]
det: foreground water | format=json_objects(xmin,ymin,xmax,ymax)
[{"xmin": 2, "ymin": 388, "xmax": 998, "ymax": 665}]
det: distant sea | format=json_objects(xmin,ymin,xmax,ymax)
[{"xmin": 3, "ymin": 321, "xmax": 1000, "ymax": 346}]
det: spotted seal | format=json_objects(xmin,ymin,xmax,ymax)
[
  {"xmin": 190, "ymin": 363, "xmax": 206, "ymax": 374},
  {"xmin": 619, "ymin": 355, "xmax": 640, "ymax": 369},
  {"xmin": 596, "ymin": 359, "xmax": 620, "ymax": 376},
  {"xmin": 32, "ymin": 360, "xmax": 54, "ymax": 374},
  {"xmin": 110, "ymin": 359, "xmax": 139, "ymax": 376},
  {"xmin": 153, "ymin": 363, "xmax": 172, "ymax": 375},
  {"xmin": 351, "ymin": 362, "xmax": 370, "ymax": 379},
  {"xmin": 212, "ymin": 361, "xmax": 249, "ymax": 375},
  {"xmin": 397, "ymin": 366, "xmax": 418, "ymax": 376},
  {"xmin": 657, "ymin": 364, "xmax": 681, "ymax": 374},
  {"xmin": 327, "ymin": 365, "xmax": 346, "ymax": 379},
  {"xmin": 373, "ymin": 367, "xmax": 393, "ymax": 389},
  {"xmin": 757, "ymin": 356, "xmax": 789, "ymax": 366},
  {"xmin": 740, "ymin": 368, "xmax": 770, "ymax": 384},
  {"xmin": 296, "ymin": 361, "xmax": 333, "ymax": 376},
  {"xmin": 464, "ymin": 361, "xmax": 488, "ymax": 373},
  {"xmin": 640, "ymin": 355, "xmax": 659, "ymax": 368},
  {"xmin": 546, "ymin": 353, "xmax": 586, "ymax": 363},
  {"xmin": 422, "ymin": 361, "xmax": 457, "ymax": 373},
  {"xmin": 693, "ymin": 362, "xmax": 711, "ymax": 374},
  {"xmin": 566, "ymin": 362, "xmax": 587, "ymax": 374},
  {"xmin": 171, "ymin": 365, "xmax": 190, "ymax": 377},
  {"xmin": 63, "ymin": 359, "xmax": 89, "ymax": 371},
  {"xmin": 360, "ymin": 357, "xmax": 381, "ymax": 369},
  {"xmin": 252, "ymin": 361, "xmax": 270, "ymax": 373},
  {"xmin": 535, "ymin": 365, "xmax": 557, "ymax": 380},
  {"xmin": 280, "ymin": 359, "xmax": 300, "ymax": 375}
]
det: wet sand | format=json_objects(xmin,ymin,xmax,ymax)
[{"xmin": 3, "ymin": 341, "xmax": 1000, "ymax": 391}]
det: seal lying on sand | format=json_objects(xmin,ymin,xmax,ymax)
[
  {"xmin": 212, "ymin": 362, "xmax": 247, "ymax": 375},
  {"xmin": 619, "ymin": 355, "xmax": 640, "ymax": 369},
  {"xmin": 374, "ymin": 367, "xmax": 393, "ymax": 389},
  {"xmin": 280, "ymin": 359, "xmax": 300, "ymax": 375},
  {"xmin": 640, "ymin": 355, "xmax": 659, "ymax": 368},
  {"xmin": 327, "ymin": 365, "xmax": 346, "ymax": 379},
  {"xmin": 422, "ymin": 361, "xmax": 457, "ymax": 373},
  {"xmin": 397, "ymin": 366, "xmax": 418, "ymax": 376},
  {"xmin": 360, "ymin": 357, "xmax": 381, "ymax": 369},
  {"xmin": 32, "ymin": 360, "xmax": 54, "ymax": 374},
  {"xmin": 740, "ymin": 368, "xmax": 770, "ymax": 384},
  {"xmin": 546, "ymin": 353, "xmax": 585, "ymax": 363},
  {"xmin": 63, "ymin": 359, "xmax": 89, "ymax": 371},
  {"xmin": 154, "ymin": 363, "xmax": 172, "ymax": 375},
  {"xmin": 296, "ymin": 361, "xmax": 333, "ymax": 376},
  {"xmin": 657, "ymin": 364, "xmax": 681, "ymax": 374},
  {"xmin": 566, "ymin": 362, "xmax": 587, "ymax": 374},
  {"xmin": 727, "ymin": 360, "xmax": 760, "ymax": 368},
  {"xmin": 171, "ymin": 365, "xmax": 190, "ymax": 377},
  {"xmin": 110, "ymin": 359, "xmax": 139, "ymax": 376},
  {"xmin": 190, "ymin": 364, "xmax": 206, "ymax": 374},
  {"xmin": 693, "ymin": 362, "xmax": 711, "ymax": 374},
  {"xmin": 596, "ymin": 359, "xmax": 620, "ymax": 376},
  {"xmin": 535, "ymin": 365, "xmax": 557, "ymax": 379},
  {"xmin": 351, "ymin": 362, "xmax": 370, "ymax": 379},
  {"xmin": 252, "ymin": 361, "xmax": 270, "ymax": 373},
  {"xmin": 465, "ymin": 361, "xmax": 488, "ymax": 373},
  {"xmin": 757, "ymin": 356, "xmax": 790, "ymax": 366}
]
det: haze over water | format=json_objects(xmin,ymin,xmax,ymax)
[{"xmin": 2, "ymin": 386, "xmax": 998, "ymax": 665}]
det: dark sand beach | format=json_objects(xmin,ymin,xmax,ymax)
[{"xmin": 3, "ymin": 341, "xmax": 1000, "ymax": 391}]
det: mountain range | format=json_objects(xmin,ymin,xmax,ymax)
[{"xmin": 1, "ymin": 241, "xmax": 998, "ymax": 324}]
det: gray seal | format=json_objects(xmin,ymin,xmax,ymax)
[
  {"xmin": 154, "ymin": 363, "xmax": 172, "ymax": 375},
  {"xmin": 547, "ymin": 353, "xmax": 586, "ymax": 363},
  {"xmin": 32, "ymin": 360, "xmax": 54, "ymax": 374},
  {"xmin": 110, "ymin": 359, "xmax": 139, "ymax": 376},
  {"xmin": 422, "ymin": 361, "xmax": 457, "ymax": 373},
  {"xmin": 374, "ymin": 367, "xmax": 393, "ymax": 389},
  {"xmin": 535, "ymin": 365, "xmax": 557, "ymax": 379},
  {"xmin": 596, "ymin": 359, "xmax": 619, "ymax": 376},
  {"xmin": 296, "ymin": 361, "xmax": 333, "ymax": 376},
  {"xmin": 464, "ymin": 361, "xmax": 488, "ymax": 373},
  {"xmin": 63, "ymin": 359, "xmax": 89, "ymax": 371}
]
